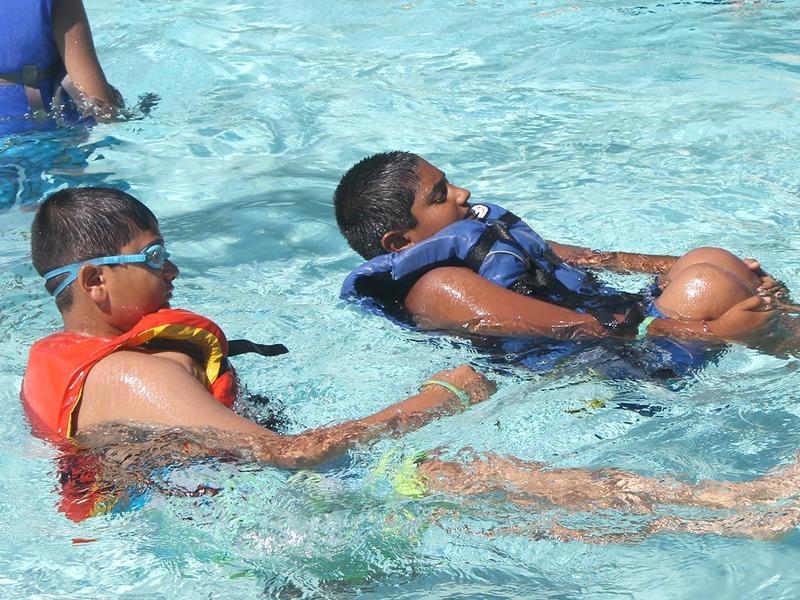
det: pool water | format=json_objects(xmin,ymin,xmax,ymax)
[{"xmin": 3, "ymin": 0, "xmax": 800, "ymax": 597}]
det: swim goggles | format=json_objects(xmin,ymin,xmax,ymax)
[{"xmin": 43, "ymin": 243, "xmax": 170, "ymax": 298}]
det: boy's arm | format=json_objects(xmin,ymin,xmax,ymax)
[
  {"xmin": 78, "ymin": 351, "xmax": 493, "ymax": 469},
  {"xmin": 52, "ymin": 0, "xmax": 123, "ymax": 114},
  {"xmin": 546, "ymin": 241, "xmax": 677, "ymax": 274},
  {"xmin": 405, "ymin": 266, "xmax": 777, "ymax": 343},
  {"xmin": 405, "ymin": 266, "xmax": 609, "ymax": 339}
]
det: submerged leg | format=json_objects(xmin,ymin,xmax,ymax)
[
  {"xmin": 418, "ymin": 452, "xmax": 800, "ymax": 511},
  {"xmin": 689, "ymin": 457, "xmax": 800, "ymax": 509},
  {"xmin": 647, "ymin": 505, "xmax": 800, "ymax": 541},
  {"xmin": 490, "ymin": 504, "xmax": 800, "ymax": 543},
  {"xmin": 418, "ymin": 453, "xmax": 691, "ymax": 512}
]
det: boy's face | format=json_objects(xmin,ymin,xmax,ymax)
[
  {"xmin": 404, "ymin": 159, "xmax": 472, "ymax": 244},
  {"xmin": 100, "ymin": 228, "xmax": 179, "ymax": 332}
]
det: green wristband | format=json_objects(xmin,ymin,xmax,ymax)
[
  {"xmin": 420, "ymin": 379, "xmax": 471, "ymax": 409},
  {"xmin": 636, "ymin": 316, "xmax": 657, "ymax": 340}
]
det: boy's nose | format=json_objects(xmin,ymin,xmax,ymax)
[
  {"xmin": 455, "ymin": 185, "xmax": 471, "ymax": 204},
  {"xmin": 163, "ymin": 259, "xmax": 179, "ymax": 280}
]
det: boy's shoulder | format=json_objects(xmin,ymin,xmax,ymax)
[{"xmin": 21, "ymin": 307, "xmax": 230, "ymax": 440}]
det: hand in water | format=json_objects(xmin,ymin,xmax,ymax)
[
  {"xmin": 87, "ymin": 90, "xmax": 161, "ymax": 122},
  {"xmin": 707, "ymin": 294, "xmax": 778, "ymax": 341},
  {"xmin": 60, "ymin": 77, "xmax": 161, "ymax": 122},
  {"xmin": 134, "ymin": 92, "xmax": 160, "ymax": 116},
  {"xmin": 426, "ymin": 365, "xmax": 496, "ymax": 405},
  {"xmin": 744, "ymin": 257, "xmax": 790, "ymax": 300}
]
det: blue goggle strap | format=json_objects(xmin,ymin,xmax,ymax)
[{"xmin": 42, "ymin": 248, "xmax": 167, "ymax": 298}]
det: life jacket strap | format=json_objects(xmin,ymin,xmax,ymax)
[
  {"xmin": 478, "ymin": 212, "xmax": 645, "ymax": 326},
  {"xmin": 0, "ymin": 65, "xmax": 55, "ymax": 121},
  {"xmin": 587, "ymin": 303, "xmax": 645, "ymax": 336},
  {"xmin": 464, "ymin": 211, "xmax": 522, "ymax": 271},
  {"xmin": 465, "ymin": 210, "xmax": 576, "ymax": 303},
  {"xmin": 228, "ymin": 338, "xmax": 289, "ymax": 358}
]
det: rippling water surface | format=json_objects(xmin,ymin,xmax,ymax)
[{"xmin": 2, "ymin": 0, "xmax": 800, "ymax": 597}]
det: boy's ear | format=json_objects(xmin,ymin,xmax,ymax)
[
  {"xmin": 381, "ymin": 229, "xmax": 414, "ymax": 254},
  {"xmin": 77, "ymin": 264, "xmax": 108, "ymax": 303}
]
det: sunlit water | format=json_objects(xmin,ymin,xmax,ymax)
[{"xmin": 2, "ymin": 0, "xmax": 800, "ymax": 597}]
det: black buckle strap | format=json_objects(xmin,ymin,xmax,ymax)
[
  {"xmin": 469, "ymin": 210, "xmax": 580, "ymax": 306},
  {"xmin": 0, "ymin": 65, "xmax": 57, "ymax": 85},
  {"xmin": 498, "ymin": 212, "xmax": 520, "ymax": 226},
  {"xmin": 464, "ymin": 211, "xmax": 523, "ymax": 271},
  {"xmin": 0, "ymin": 65, "xmax": 55, "ymax": 121},
  {"xmin": 22, "ymin": 65, "xmax": 46, "ymax": 119},
  {"xmin": 468, "ymin": 209, "xmax": 647, "ymax": 334},
  {"xmin": 228, "ymin": 339, "xmax": 289, "ymax": 357},
  {"xmin": 587, "ymin": 303, "xmax": 645, "ymax": 335}
]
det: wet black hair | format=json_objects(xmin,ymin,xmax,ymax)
[
  {"xmin": 333, "ymin": 151, "xmax": 422, "ymax": 259},
  {"xmin": 31, "ymin": 187, "xmax": 159, "ymax": 311}
]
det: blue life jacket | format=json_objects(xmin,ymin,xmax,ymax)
[
  {"xmin": 0, "ymin": 0, "xmax": 68, "ymax": 135},
  {"xmin": 341, "ymin": 202, "xmax": 718, "ymax": 379},
  {"xmin": 342, "ymin": 202, "xmax": 642, "ymax": 323}
]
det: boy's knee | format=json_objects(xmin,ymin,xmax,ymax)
[
  {"xmin": 681, "ymin": 246, "xmax": 739, "ymax": 263},
  {"xmin": 679, "ymin": 262, "xmax": 729, "ymax": 278},
  {"xmin": 658, "ymin": 263, "xmax": 752, "ymax": 321},
  {"xmin": 671, "ymin": 247, "xmax": 759, "ymax": 291},
  {"xmin": 679, "ymin": 246, "xmax": 739, "ymax": 265}
]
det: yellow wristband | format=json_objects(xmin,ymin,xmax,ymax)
[
  {"xmin": 420, "ymin": 379, "xmax": 471, "ymax": 409},
  {"xmin": 636, "ymin": 316, "xmax": 657, "ymax": 340}
]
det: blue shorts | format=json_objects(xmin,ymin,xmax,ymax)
[{"xmin": 641, "ymin": 278, "xmax": 668, "ymax": 319}]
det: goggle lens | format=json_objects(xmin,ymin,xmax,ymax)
[{"xmin": 143, "ymin": 244, "xmax": 169, "ymax": 269}]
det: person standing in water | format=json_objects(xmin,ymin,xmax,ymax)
[{"xmin": 0, "ymin": 0, "xmax": 123, "ymax": 136}]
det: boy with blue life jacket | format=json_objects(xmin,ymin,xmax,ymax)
[
  {"xmin": 0, "ymin": 0, "xmax": 122, "ymax": 136},
  {"xmin": 335, "ymin": 151, "xmax": 785, "ymax": 365}
]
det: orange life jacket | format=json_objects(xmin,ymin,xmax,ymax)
[{"xmin": 21, "ymin": 308, "xmax": 239, "ymax": 441}]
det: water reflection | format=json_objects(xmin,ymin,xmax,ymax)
[{"xmin": 0, "ymin": 129, "xmax": 129, "ymax": 210}]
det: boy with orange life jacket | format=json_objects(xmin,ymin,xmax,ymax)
[{"xmin": 22, "ymin": 187, "xmax": 494, "ymax": 462}]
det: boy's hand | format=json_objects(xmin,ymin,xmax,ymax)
[
  {"xmin": 707, "ymin": 295, "xmax": 779, "ymax": 341},
  {"xmin": 427, "ymin": 365, "xmax": 496, "ymax": 405},
  {"xmin": 744, "ymin": 258, "xmax": 789, "ymax": 299}
]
